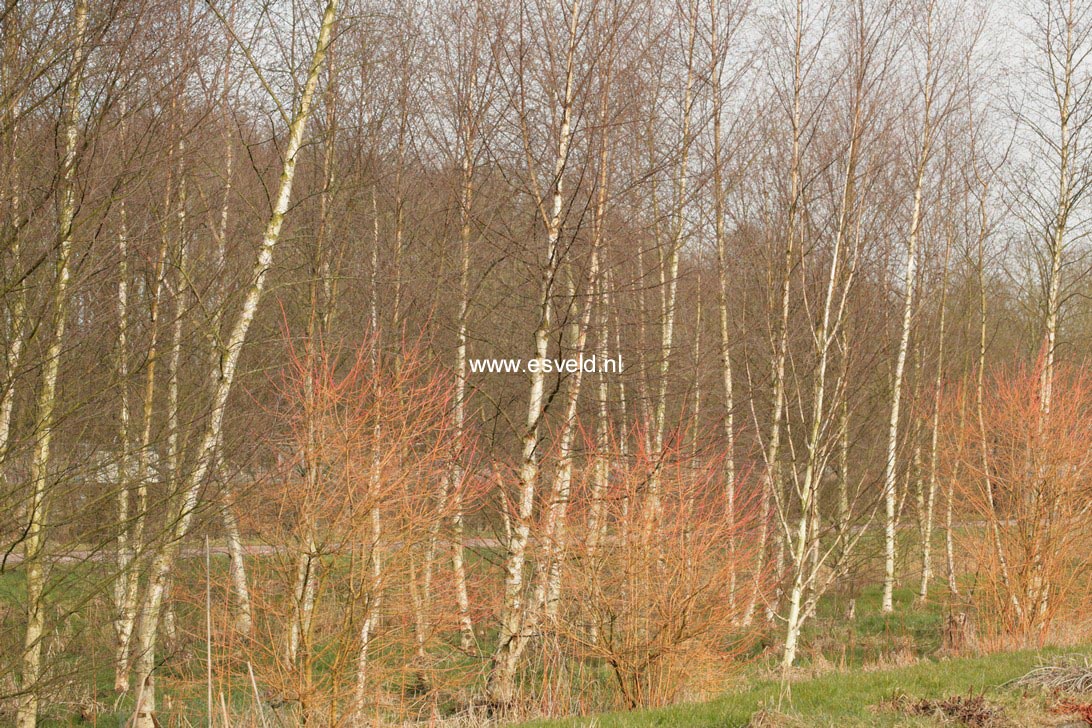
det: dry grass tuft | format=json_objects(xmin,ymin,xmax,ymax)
[
  {"xmin": 1014, "ymin": 654, "xmax": 1092, "ymax": 693},
  {"xmin": 878, "ymin": 692, "xmax": 1008, "ymax": 727},
  {"xmin": 745, "ymin": 708, "xmax": 808, "ymax": 727}
]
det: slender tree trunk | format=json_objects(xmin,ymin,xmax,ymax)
[
  {"xmin": 0, "ymin": 259, "xmax": 25, "ymax": 465},
  {"xmin": 435, "ymin": 35, "xmax": 485, "ymax": 650},
  {"xmin": 1030, "ymin": 3, "xmax": 1076, "ymax": 622},
  {"xmin": 881, "ymin": 18, "xmax": 936, "ymax": 612},
  {"xmin": 837, "ymin": 331, "xmax": 851, "ymax": 557},
  {"xmin": 287, "ymin": 64, "xmax": 341, "ymax": 670},
  {"xmin": 0, "ymin": 187, "xmax": 26, "ymax": 471},
  {"xmin": 219, "ymin": 482, "xmax": 252, "ymax": 636},
  {"xmin": 881, "ymin": 186, "xmax": 920, "ymax": 614},
  {"xmin": 782, "ymin": 117, "xmax": 859, "ymax": 670},
  {"xmin": 0, "ymin": 6, "xmax": 27, "ymax": 469},
  {"xmin": 115, "ymin": 166, "xmax": 174, "ymax": 694},
  {"xmin": 633, "ymin": 242, "xmax": 654, "ymax": 455},
  {"xmin": 570, "ymin": 8, "xmax": 619, "ymax": 609},
  {"xmin": 780, "ymin": 0, "xmax": 880, "ymax": 656},
  {"xmin": 918, "ymin": 230, "xmax": 951, "ymax": 602},
  {"xmin": 975, "ymin": 184, "xmax": 1016, "ymax": 616},
  {"xmin": 161, "ymin": 140, "xmax": 189, "ymax": 651},
  {"xmin": 538, "ymin": 71, "xmax": 612, "ymax": 623},
  {"xmin": 946, "ymin": 376, "xmax": 968, "ymax": 597},
  {"xmin": 286, "ymin": 518, "xmax": 317, "ymax": 668},
  {"xmin": 112, "ymin": 196, "xmax": 136, "ymax": 693},
  {"xmin": 691, "ymin": 271, "xmax": 703, "ymax": 464},
  {"xmin": 450, "ymin": 145, "xmax": 476, "ymax": 652},
  {"xmin": 535, "ymin": 264, "xmax": 596, "ymax": 621},
  {"xmin": 352, "ymin": 437, "xmax": 385, "ymax": 718},
  {"xmin": 130, "ymin": 6, "xmax": 337, "ymax": 723},
  {"xmin": 647, "ymin": 3, "xmax": 697, "ymax": 531},
  {"xmin": 16, "ymin": 4, "xmax": 87, "ymax": 725},
  {"xmin": 487, "ymin": 0, "xmax": 580, "ymax": 707},
  {"xmin": 210, "ymin": 25, "xmax": 253, "ymax": 636},
  {"xmin": 709, "ymin": 0, "xmax": 738, "ymax": 607},
  {"xmin": 352, "ymin": 164, "xmax": 387, "ymax": 716},
  {"xmin": 588, "ymin": 274, "xmax": 611, "ymax": 563},
  {"xmin": 749, "ymin": 0, "xmax": 803, "ymax": 627}
]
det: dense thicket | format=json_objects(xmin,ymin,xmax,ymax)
[{"xmin": 1, "ymin": 0, "xmax": 1091, "ymax": 724}]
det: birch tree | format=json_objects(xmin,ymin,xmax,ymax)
[
  {"xmin": 130, "ymin": 3, "xmax": 337, "ymax": 723},
  {"xmin": 16, "ymin": 3, "xmax": 87, "ymax": 725},
  {"xmin": 750, "ymin": 0, "xmax": 812, "ymax": 627},
  {"xmin": 1024, "ymin": 0, "xmax": 1092, "ymax": 420},
  {"xmin": 779, "ymin": 0, "xmax": 892, "ymax": 667},
  {"xmin": 438, "ymin": 0, "xmax": 498, "ymax": 651},
  {"xmin": 646, "ymin": 0, "xmax": 699, "ymax": 530},
  {"xmin": 881, "ymin": 0, "xmax": 966, "ymax": 613},
  {"xmin": 486, "ymin": 0, "xmax": 587, "ymax": 708},
  {"xmin": 707, "ymin": 0, "xmax": 749, "ymax": 607}
]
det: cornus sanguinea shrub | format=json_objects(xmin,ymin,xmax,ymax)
[
  {"xmin": 546, "ymin": 430, "xmax": 766, "ymax": 710},
  {"xmin": 941, "ymin": 360, "xmax": 1092, "ymax": 646},
  {"xmin": 201, "ymin": 334, "xmax": 478, "ymax": 724}
]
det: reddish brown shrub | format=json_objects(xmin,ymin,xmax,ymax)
[
  {"xmin": 547, "ymin": 428, "xmax": 765, "ymax": 709},
  {"xmin": 941, "ymin": 360, "xmax": 1092, "ymax": 645}
]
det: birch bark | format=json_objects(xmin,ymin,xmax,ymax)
[
  {"xmin": 648, "ymin": 2, "xmax": 698, "ymax": 530},
  {"xmin": 488, "ymin": 0, "xmax": 580, "ymax": 706},
  {"xmin": 748, "ymin": 0, "xmax": 803, "ymax": 627},
  {"xmin": 918, "ymin": 227, "xmax": 951, "ymax": 602},
  {"xmin": 131, "ymin": 4, "xmax": 337, "ymax": 723},
  {"xmin": 16, "ymin": 3, "xmax": 87, "ymax": 725},
  {"xmin": 211, "ymin": 1, "xmax": 253, "ymax": 637},
  {"xmin": 882, "ymin": 4, "xmax": 939, "ymax": 614},
  {"xmin": 709, "ymin": 0, "xmax": 738, "ymax": 607}
]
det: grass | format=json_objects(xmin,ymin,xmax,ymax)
[
  {"xmin": 516, "ymin": 579, "xmax": 1087, "ymax": 727},
  {"xmin": 5, "ymin": 542, "xmax": 1087, "ymax": 726},
  {"xmin": 517, "ymin": 647, "xmax": 1082, "ymax": 727}
]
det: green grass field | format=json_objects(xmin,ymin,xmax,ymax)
[{"xmin": 517, "ymin": 648, "xmax": 1085, "ymax": 727}]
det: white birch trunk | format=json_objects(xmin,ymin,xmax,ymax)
[
  {"xmin": 16, "ymin": 4, "xmax": 87, "ymax": 725},
  {"xmin": 211, "ymin": 83, "xmax": 253, "ymax": 637},
  {"xmin": 647, "ymin": 5, "xmax": 697, "ymax": 530},
  {"xmin": 1030, "ymin": 4, "xmax": 1077, "ymax": 620},
  {"xmin": 352, "ymin": 444, "xmax": 385, "ymax": 719},
  {"xmin": 220, "ymin": 482, "xmax": 252, "ymax": 636},
  {"xmin": 778, "ymin": 0, "xmax": 879, "ymax": 658},
  {"xmin": 115, "ymin": 133, "xmax": 181, "ymax": 694},
  {"xmin": 450, "ymin": 148, "xmax": 476, "ymax": 651},
  {"xmin": 781, "ymin": 129, "xmax": 857, "ymax": 669},
  {"xmin": 918, "ymin": 233, "xmax": 950, "ymax": 602},
  {"xmin": 881, "ymin": 14, "xmax": 936, "ymax": 612},
  {"xmin": 0, "ymin": 21, "xmax": 26, "ymax": 467},
  {"xmin": 749, "ymin": 1, "xmax": 802, "ymax": 626},
  {"xmin": 130, "ymin": 5, "xmax": 336, "ymax": 723},
  {"xmin": 0, "ymin": 220, "xmax": 26, "ymax": 471},
  {"xmin": 710, "ymin": 8, "xmax": 737, "ymax": 607},
  {"xmin": 352, "ymin": 151, "xmax": 387, "ymax": 715},
  {"xmin": 946, "ymin": 379, "xmax": 970, "ymax": 599},
  {"xmin": 536, "ymin": 85, "xmax": 611, "ymax": 623},
  {"xmin": 881, "ymin": 179, "xmax": 922, "ymax": 614},
  {"xmin": 587, "ymin": 91, "xmax": 614, "ymax": 566},
  {"xmin": 112, "ymin": 199, "xmax": 135, "ymax": 693},
  {"xmin": 487, "ymin": 0, "xmax": 580, "ymax": 706},
  {"xmin": 975, "ymin": 185, "xmax": 1017, "ymax": 615},
  {"xmin": 160, "ymin": 140, "xmax": 189, "ymax": 651},
  {"xmin": 537, "ymin": 257, "xmax": 598, "ymax": 621}
]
